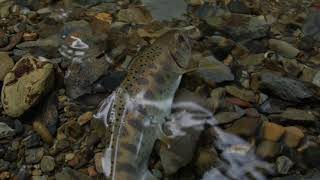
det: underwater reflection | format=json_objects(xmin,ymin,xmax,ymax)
[{"xmin": 95, "ymin": 88, "xmax": 272, "ymax": 180}]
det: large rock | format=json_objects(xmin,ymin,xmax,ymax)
[
  {"xmin": 1, "ymin": 56, "xmax": 54, "ymax": 117},
  {"xmin": 205, "ymin": 13, "xmax": 269, "ymax": 41},
  {"xmin": 258, "ymin": 72, "xmax": 313, "ymax": 102},
  {"xmin": 195, "ymin": 56, "xmax": 234, "ymax": 84},
  {"xmin": 0, "ymin": 52, "xmax": 14, "ymax": 81}
]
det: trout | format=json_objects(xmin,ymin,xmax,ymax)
[{"xmin": 95, "ymin": 30, "xmax": 192, "ymax": 180}]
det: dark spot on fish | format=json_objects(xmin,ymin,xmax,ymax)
[
  {"xmin": 128, "ymin": 119, "xmax": 143, "ymax": 131},
  {"xmin": 117, "ymin": 162, "xmax": 137, "ymax": 175},
  {"xmin": 122, "ymin": 143, "xmax": 137, "ymax": 154},
  {"xmin": 144, "ymin": 90, "xmax": 155, "ymax": 99},
  {"xmin": 136, "ymin": 77, "xmax": 149, "ymax": 85}
]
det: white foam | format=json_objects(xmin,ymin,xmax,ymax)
[{"xmin": 70, "ymin": 36, "xmax": 89, "ymax": 49}]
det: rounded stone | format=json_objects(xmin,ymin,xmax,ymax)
[
  {"xmin": 40, "ymin": 156, "xmax": 55, "ymax": 172},
  {"xmin": 262, "ymin": 122, "xmax": 285, "ymax": 142},
  {"xmin": 283, "ymin": 126, "xmax": 304, "ymax": 148},
  {"xmin": 0, "ymin": 52, "xmax": 14, "ymax": 81},
  {"xmin": 1, "ymin": 55, "xmax": 54, "ymax": 117}
]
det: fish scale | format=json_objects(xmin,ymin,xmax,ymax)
[{"xmin": 96, "ymin": 30, "xmax": 191, "ymax": 180}]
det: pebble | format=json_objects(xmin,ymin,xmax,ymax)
[
  {"xmin": 280, "ymin": 108, "xmax": 317, "ymax": 122},
  {"xmin": 195, "ymin": 147, "xmax": 219, "ymax": 175},
  {"xmin": 262, "ymin": 122, "xmax": 285, "ymax": 142},
  {"xmin": 94, "ymin": 152, "xmax": 104, "ymax": 173},
  {"xmin": 226, "ymin": 117, "xmax": 263, "ymax": 137},
  {"xmin": 78, "ymin": 112, "xmax": 93, "ymax": 126},
  {"xmin": 40, "ymin": 156, "xmax": 55, "ymax": 172},
  {"xmin": 303, "ymin": 146, "xmax": 320, "ymax": 169},
  {"xmin": 32, "ymin": 169, "xmax": 42, "ymax": 176},
  {"xmin": 25, "ymin": 148, "xmax": 44, "ymax": 164},
  {"xmin": 196, "ymin": 56, "xmax": 235, "ymax": 84},
  {"xmin": 87, "ymin": 166, "xmax": 97, "ymax": 177},
  {"xmin": 0, "ymin": 171, "xmax": 10, "ymax": 180},
  {"xmin": 0, "ymin": 52, "xmax": 14, "ymax": 81},
  {"xmin": 67, "ymin": 155, "xmax": 80, "ymax": 167},
  {"xmin": 312, "ymin": 71, "xmax": 320, "ymax": 87},
  {"xmin": 33, "ymin": 121, "xmax": 54, "ymax": 145},
  {"xmin": 276, "ymin": 156, "xmax": 294, "ymax": 174},
  {"xmin": 22, "ymin": 32, "xmax": 38, "ymax": 41},
  {"xmin": 225, "ymin": 86, "xmax": 256, "ymax": 103},
  {"xmin": 225, "ymin": 97, "xmax": 252, "ymax": 108},
  {"xmin": 117, "ymin": 6, "xmax": 152, "ymax": 24},
  {"xmin": 55, "ymin": 167, "xmax": 93, "ymax": 180},
  {"xmin": 65, "ymin": 153, "xmax": 75, "ymax": 161},
  {"xmin": 22, "ymin": 134, "xmax": 41, "ymax": 148},
  {"xmin": 0, "ymin": 159, "xmax": 9, "ymax": 171},
  {"xmin": 215, "ymin": 111, "xmax": 245, "ymax": 124},
  {"xmin": 258, "ymin": 72, "xmax": 313, "ymax": 102},
  {"xmin": 256, "ymin": 140, "xmax": 281, "ymax": 159},
  {"xmin": 0, "ymin": 122, "xmax": 15, "ymax": 139},
  {"xmin": 142, "ymin": 0, "xmax": 187, "ymax": 21},
  {"xmin": 283, "ymin": 126, "xmax": 304, "ymax": 148},
  {"xmin": 32, "ymin": 176, "xmax": 48, "ymax": 180},
  {"xmin": 269, "ymin": 39, "xmax": 301, "ymax": 59}
]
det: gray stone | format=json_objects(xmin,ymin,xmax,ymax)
[
  {"xmin": 269, "ymin": 39, "xmax": 300, "ymax": 59},
  {"xmin": 22, "ymin": 134, "xmax": 41, "ymax": 148},
  {"xmin": 258, "ymin": 73, "xmax": 313, "ymax": 102},
  {"xmin": 0, "ymin": 52, "xmax": 14, "ymax": 81},
  {"xmin": 276, "ymin": 156, "xmax": 294, "ymax": 175},
  {"xmin": 0, "ymin": 0, "xmax": 12, "ymax": 18},
  {"xmin": 205, "ymin": 13, "xmax": 269, "ymax": 41},
  {"xmin": 40, "ymin": 156, "xmax": 55, "ymax": 172},
  {"xmin": 73, "ymin": 0, "xmax": 114, "ymax": 6},
  {"xmin": 215, "ymin": 111, "xmax": 245, "ymax": 124},
  {"xmin": 55, "ymin": 167, "xmax": 93, "ymax": 180},
  {"xmin": 0, "ymin": 122, "xmax": 15, "ymax": 139},
  {"xmin": 312, "ymin": 71, "xmax": 320, "ymax": 87},
  {"xmin": 160, "ymin": 129, "xmax": 200, "ymax": 175},
  {"xmin": 256, "ymin": 140, "xmax": 280, "ymax": 159},
  {"xmin": 25, "ymin": 148, "xmax": 44, "ymax": 164},
  {"xmin": 196, "ymin": 56, "xmax": 234, "ymax": 84},
  {"xmin": 32, "ymin": 176, "xmax": 48, "ymax": 180},
  {"xmin": 0, "ymin": 159, "xmax": 9, "ymax": 171},
  {"xmin": 142, "ymin": 0, "xmax": 187, "ymax": 21},
  {"xmin": 280, "ymin": 108, "xmax": 317, "ymax": 122},
  {"xmin": 117, "ymin": 6, "xmax": 152, "ymax": 24}
]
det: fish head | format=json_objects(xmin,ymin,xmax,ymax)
[{"xmin": 160, "ymin": 30, "xmax": 192, "ymax": 70}]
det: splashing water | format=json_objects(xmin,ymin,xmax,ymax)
[
  {"xmin": 95, "ymin": 88, "xmax": 272, "ymax": 179},
  {"xmin": 58, "ymin": 35, "xmax": 90, "ymax": 63}
]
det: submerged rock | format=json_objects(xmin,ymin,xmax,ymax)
[
  {"xmin": 0, "ymin": 122, "xmax": 15, "ymax": 139},
  {"xmin": 142, "ymin": 0, "xmax": 187, "ymax": 21},
  {"xmin": 1, "ymin": 55, "xmax": 54, "ymax": 117},
  {"xmin": 258, "ymin": 73, "xmax": 313, "ymax": 103},
  {"xmin": 0, "ymin": 52, "xmax": 14, "ymax": 81},
  {"xmin": 269, "ymin": 39, "xmax": 301, "ymax": 59},
  {"xmin": 276, "ymin": 156, "xmax": 294, "ymax": 175},
  {"xmin": 55, "ymin": 167, "xmax": 93, "ymax": 180},
  {"xmin": 117, "ymin": 6, "xmax": 152, "ymax": 24},
  {"xmin": 195, "ymin": 56, "xmax": 235, "ymax": 84},
  {"xmin": 205, "ymin": 13, "xmax": 269, "ymax": 41}
]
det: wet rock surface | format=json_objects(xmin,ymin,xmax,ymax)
[{"xmin": 0, "ymin": 0, "xmax": 319, "ymax": 180}]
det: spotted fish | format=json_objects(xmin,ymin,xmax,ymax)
[{"xmin": 95, "ymin": 30, "xmax": 192, "ymax": 180}]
